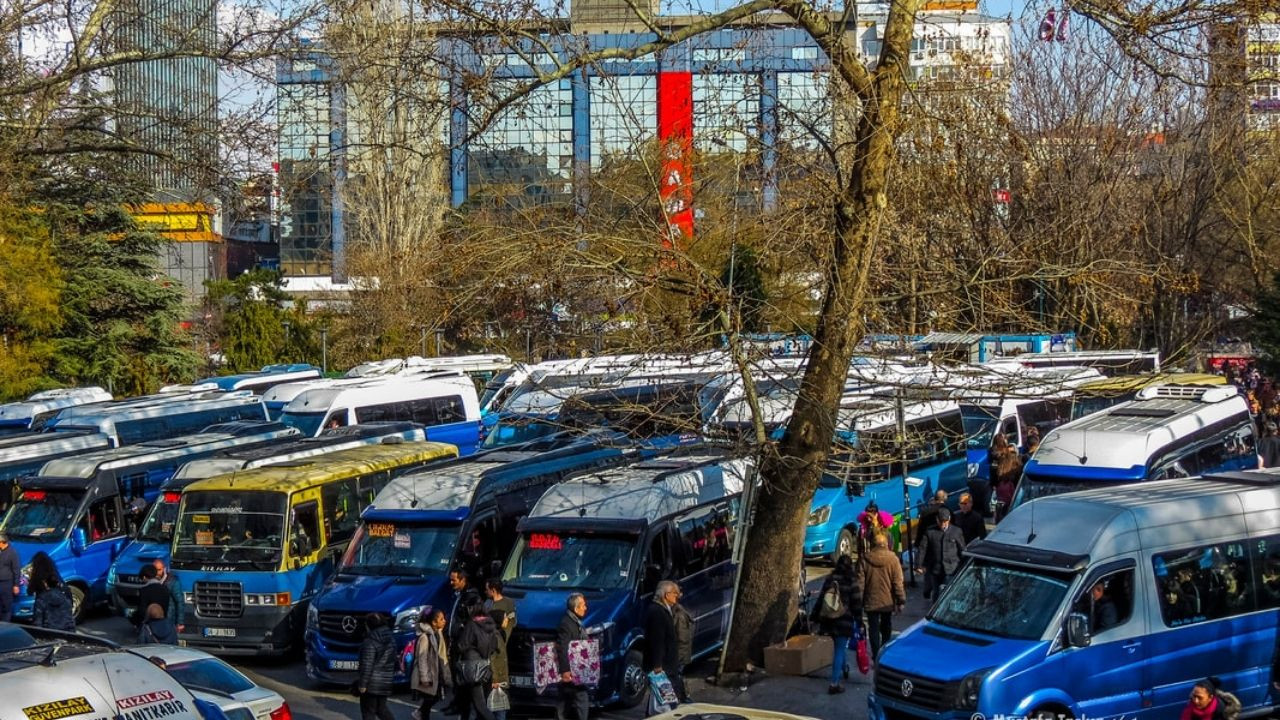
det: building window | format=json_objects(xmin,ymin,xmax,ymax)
[
  {"xmin": 791, "ymin": 47, "xmax": 819, "ymax": 61},
  {"xmin": 589, "ymin": 74, "xmax": 656, "ymax": 170},
  {"xmin": 693, "ymin": 72, "xmax": 760, "ymax": 153},
  {"xmin": 777, "ymin": 71, "xmax": 831, "ymax": 151},
  {"xmin": 468, "ymin": 79, "xmax": 575, "ymax": 204}
]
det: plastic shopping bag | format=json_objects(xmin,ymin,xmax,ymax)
[
  {"xmin": 852, "ymin": 621, "xmax": 871, "ymax": 675},
  {"xmin": 647, "ymin": 670, "xmax": 679, "ymax": 714}
]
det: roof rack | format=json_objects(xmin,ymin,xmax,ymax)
[{"xmin": 1200, "ymin": 470, "xmax": 1280, "ymax": 487}]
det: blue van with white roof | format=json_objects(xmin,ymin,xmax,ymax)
[
  {"xmin": 303, "ymin": 437, "xmax": 652, "ymax": 684},
  {"xmin": 1, "ymin": 421, "xmax": 297, "ymax": 619},
  {"xmin": 108, "ymin": 422, "xmax": 427, "ymax": 615},
  {"xmin": 503, "ymin": 453, "xmax": 751, "ymax": 708},
  {"xmin": 869, "ymin": 472, "xmax": 1280, "ymax": 720},
  {"xmin": 0, "ymin": 387, "xmax": 112, "ymax": 433}
]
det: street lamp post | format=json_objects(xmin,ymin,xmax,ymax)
[
  {"xmin": 320, "ymin": 327, "xmax": 328, "ymax": 374},
  {"xmin": 282, "ymin": 320, "xmax": 292, "ymax": 362},
  {"xmin": 435, "ymin": 329, "xmax": 445, "ymax": 357}
]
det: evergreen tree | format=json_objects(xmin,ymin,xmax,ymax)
[
  {"xmin": 723, "ymin": 245, "xmax": 769, "ymax": 334},
  {"xmin": 0, "ymin": 206, "xmax": 63, "ymax": 399},
  {"xmin": 48, "ymin": 204, "xmax": 200, "ymax": 394},
  {"xmin": 206, "ymin": 267, "xmax": 289, "ymax": 371}
]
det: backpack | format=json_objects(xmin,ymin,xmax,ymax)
[{"xmin": 819, "ymin": 582, "xmax": 845, "ymax": 620}]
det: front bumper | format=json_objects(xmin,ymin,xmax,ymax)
[
  {"xmin": 180, "ymin": 605, "xmax": 301, "ymax": 656},
  {"xmin": 304, "ymin": 627, "xmax": 415, "ymax": 685}
]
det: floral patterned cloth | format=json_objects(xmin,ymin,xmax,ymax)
[{"xmin": 532, "ymin": 639, "xmax": 600, "ymax": 693}]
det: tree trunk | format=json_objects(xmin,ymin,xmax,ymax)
[{"xmin": 720, "ymin": 0, "xmax": 920, "ymax": 672}]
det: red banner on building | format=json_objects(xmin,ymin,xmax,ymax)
[{"xmin": 657, "ymin": 71, "xmax": 694, "ymax": 251}]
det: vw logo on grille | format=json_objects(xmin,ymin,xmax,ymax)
[
  {"xmin": 901, "ymin": 679, "xmax": 914, "ymax": 698},
  {"xmin": 341, "ymin": 616, "xmax": 358, "ymax": 633}
]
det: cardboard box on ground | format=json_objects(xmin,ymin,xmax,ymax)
[{"xmin": 762, "ymin": 635, "xmax": 833, "ymax": 676}]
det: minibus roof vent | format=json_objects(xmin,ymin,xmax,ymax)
[
  {"xmin": 1108, "ymin": 407, "xmax": 1178, "ymax": 418},
  {"xmin": 1134, "ymin": 384, "xmax": 1238, "ymax": 403}
]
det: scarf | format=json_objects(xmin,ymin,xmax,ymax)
[{"xmin": 1181, "ymin": 696, "xmax": 1217, "ymax": 720}]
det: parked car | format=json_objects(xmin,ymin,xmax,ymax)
[{"xmin": 133, "ymin": 645, "xmax": 291, "ymax": 720}]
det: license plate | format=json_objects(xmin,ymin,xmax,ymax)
[
  {"xmin": 329, "ymin": 660, "xmax": 359, "ymax": 671},
  {"xmin": 509, "ymin": 675, "xmax": 534, "ymax": 688},
  {"xmin": 202, "ymin": 627, "xmax": 236, "ymax": 638}
]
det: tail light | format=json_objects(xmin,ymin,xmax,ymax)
[{"xmin": 269, "ymin": 702, "xmax": 292, "ymax": 720}]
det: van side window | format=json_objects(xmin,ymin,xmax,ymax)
[
  {"xmin": 1251, "ymin": 536, "xmax": 1280, "ymax": 609},
  {"xmin": 83, "ymin": 497, "xmax": 123, "ymax": 542},
  {"xmin": 291, "ymin": 501, "xmax": 321, "ymax": 557},
  {"xmin": 676, "ymin": 509, "xmax": 712, "ymax": 576},
  {"xmin": 1153, "ymin": 541, "xmax": 1254, "ymax": 627},
  {"xmin": 355, "ymin": 402, "xmax": 398, "ymax": 423},
  {"xmin": 434, "ymin": 396, "xmax": 466, "ymax": 424},
  {"xmin": 406, "ymin": 399, "xmax": 438, "ymax": 426},
  {"xmin": 1071, "ymin": 569, "xmax": 1134, "ymax": 635},
  {"xmin": 643, "ymin": 531, "xmax": 671, "ymax": 594},
  {"xmin": 322, "ymin": 479, "xmax": 360, "ymax": 544}
]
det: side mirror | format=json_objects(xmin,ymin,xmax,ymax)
[
  {"xmin": 1065, "ymin": 612, "xmax": 1091, "ymax": 648},
  {"xmin": 69, "ymin": 528, "xmax": 87, "ymax": 556}
]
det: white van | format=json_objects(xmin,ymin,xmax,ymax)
[{"xmin": 278, "ymin": 374, "xmax": 482, "ymax": 453}]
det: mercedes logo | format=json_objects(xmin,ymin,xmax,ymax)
[
  {"xmin": 901, "ymin": 679, "xmax": 914, "ymax": 698},
  {"xmin": 341, "ymin": 616, "xmax": 358, "ymax": 633}
]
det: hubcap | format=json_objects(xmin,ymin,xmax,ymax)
[{"xmin": 624, "ymin": 661, "xmax": 645, "ymax": 698}]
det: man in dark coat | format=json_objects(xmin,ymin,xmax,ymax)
[
  {"xmin": 556, "ymin": 593, "xmax": 589, "ymax": 720},
  {"xmin": 952, "ymin": 493, "xmax": 988, "ymax": 545},
  {"xmin": 358, "ymin": 612, "xmax": 397, "ymax": 720},
  {"xmin": 643, "ymin": 581, "xmax": 682, "ymax": 713},
  {"xmin": 133, "ymin": 564, "xmax": 171, "ymax": 626},
  {"xmin": 0, "ymin": 533, "xmax": 20, "ymax": 622},
  {"xmin": 916, "ymin": 508, "xmax": 966, "ymax": 598}
]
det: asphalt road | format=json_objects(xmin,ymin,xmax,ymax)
[{"xmin": 78, "ymin": 565, "xmax": 836, "ymax": 720}]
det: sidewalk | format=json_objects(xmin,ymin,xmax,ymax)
[{"xmin": 601, "ymin": 568, "xmax": 932, "ymax": 720}]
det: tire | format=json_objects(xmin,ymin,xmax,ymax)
[
  {"xmin": 616, "ymin": 648, "xmax": 646, "ymax": 709},
  {"xmin": 833, "ymin": 529, "xmax": 856, "ymax": 564},
  {"xmin": 69, "ymin": 584, "xmax": 87, "ymax": 623},
  {"xmin": 1030, "ymin": 707, "xmax": 1067, "ymax": 720}
]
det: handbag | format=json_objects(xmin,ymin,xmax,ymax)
[
  {"xmin": 487, "ymin": 685, "xmax": 510, "ymax": 712},
  {"xmin": 852, "ymin": 620, "xmax": 871, "ymax": 675},
  {"xmin": 532, "ymin": 641, "xmax": 559, "ymax": 693},
  {"xmin": 459, "ymin": 658, "xmax": 492, "ymax": 685},
  {"xmin": 566, "ymin": 638, "xmax": 600, "ymax": 687}
]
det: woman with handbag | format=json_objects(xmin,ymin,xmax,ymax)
[
  {"xmin": 357, "ymin": 612, "xmax": 397, "ymax": 720},
  {"xmin": 456, "ymin": 594, "xmax": 499, "ymax": 720},
  {"xmin": 411, "ymin": 609, "xmax": 451, "ymax": 720}
]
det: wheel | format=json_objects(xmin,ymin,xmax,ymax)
[
  {"xmin": 617, "ymin": 648, "xmax": 646, "ymax": 709},
  {"xmin": 1030, "ymin": 706, "xmax": 1067, "ymax": 720},
  {"xmin": 833, "ymin": 529, "xmax": 856, "ymax": 564},
  {"xmin": 69, "ymin": 584, "xmax": 86, "ymax": 622}
]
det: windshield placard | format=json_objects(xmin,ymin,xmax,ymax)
[{"xmin": 368, "ymin": 523, "xmax": 395, "ymax": 538}]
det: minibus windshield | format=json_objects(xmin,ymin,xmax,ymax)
[
  {"xmin": 961, "ymin": 405, "xmax": 1000, "ymax": 449},
  {"xmin": 2, "ymin": 489, "xmax": 80, "ymax": 540},
  {"xmin": 280, "ymin": 410, "xmax": 325, "ymax": 437},
  {"xmin": 930, "ymin": 560, "xmax": 1073, "ymax": 640},
  {"xmin": 339, "ymin": 522, "xmax": 458, "ymax": 576},
  {"xmin": 173, "ymin": 491, "xmax": 286, "ymax": 568},
  {"xmin": 1011, "ymin": 472, "xmax": 1107, "ymax": 510},
  {"xmin": 137, "ymin": 498, "xmax": 180, "ymax": 543},
  {"xmin": 503, "ymin": 531, "xmax": 636, "ymax": 591},
  {"xmin": 482, "ymin": 418, "xmax": 561, "ymax": 449}
]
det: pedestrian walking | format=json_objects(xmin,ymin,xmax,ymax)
[
  {"xmin": 856, "ymin": 533, "xmax": 905, "ymax": 660},
  {"xmin": 152, "ymin": 558, "xmax": 185, "ymax": 634},
  {"xmin": 357, "ymin": 612, "xmax": 397, "ymax": 720},
  {"xmin": 856, "ymin": 502, "xmax": 895, "ymax": 558},
  {"xmin": 29, "ymin": 551, "xmax": 74, "ymax": 631},
  {"xmin": 812, "ymin": 554, "xmax": 861, "ymax": 694},
  {"xmin": 133, "ymin": 564, "xmax": 170, "ymax": 626},
  {"xmin": 991, "ymin": 434, "xmax": 1023, "ymax": 520},
  {"xmin": 1259, "ymin": 423, "xmax": 1280, "ymax": 468},
  {"xmin": 1179, "ymin": 677, "xmax": 1241, "ymax": 720},
  {"xmin": 137, "ymin": 603, "xmax": 178, "ymax": 644},
  {"xmin": 0, "ymin": 533, "xmax": 21, "ymax": 622},
  {"xmin": 644, "ymin": 580, "xmax": 682, "ymax": 714},
  {"xmin": 671, "ymin": 593, "xmax": 693, "ymax": 704},
  {"xmin": 485, "ymin": 580, "xmax": 516, "ymax": 720},
  {"xmin": 555, "ymin": 593, "xmax": 590, "ymax": 720},
  {"xmin": 411, "ymin": 609, "xmax": 451, "ymax": 720},
  {"xmin": 952, "ymin": 493, "xmax": 987, "ymax": 545},
  {"xmin": 456, "ymin": 594, "xmax": 498, "ymax": 720},
  {"xmin": 916, "ymin": 508, "xmax": 965, "ymax": 599},
  {"xmin": 916, "ymin": 491, "xmax": 948, "ymax": 536}
]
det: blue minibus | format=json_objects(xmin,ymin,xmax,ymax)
[
  {"xmin": 108, "ymin": 422, "xmax": 428, "ymax": 614},
  {"xmin": 502, "ymin": 453, "xmax": 751, "ymax": 708},
  {"xmin": 1, "ymin": 422, "xmax": 298, "ymax": 619},
  {"xmin": 0, "ymin": 387, "xmax": 112, "ymax": 433},
  {"xmin": 304, "ymin": 438, "xmax": 655, "ymax": 684},
  {"xmin": 869, "ymin": 473, "xmax": 1280, "ymax": 720}
]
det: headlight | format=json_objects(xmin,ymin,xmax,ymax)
[
  {"xmin": 395, "ymin": 606, "xmax": 426, "ymax": 633},
  {"xmin": 307, "ymin": 604, "xmax": 319, "ymax": 628},
  {"xmin": 585, "ymin": 622, "xmax": 614, "ymax": 646},
  {"xmin": 244, "ymin": 592, "xmax": 292, "ymax": 606},
  {"xmin": 808, "ymin": 506, "xmax": 831, "ymax": 527},
  {"xmin": 20, "ymin": 564, "xmax": 30, "ymax": 581},
  {"xmin": 955, "ymin": 667, "xmax": 995, "ymax": 710},
  {"xmin": 183, "ymin": 592, "xmax": 194, "ymax": 605},
  {"xmin": 967, "ymin": 462, "xmax": 979, "ymax": 478}
]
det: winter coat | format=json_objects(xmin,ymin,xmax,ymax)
[
  {"xmin": 138, "ymin": 616, "xmax": 178, "ymax": 644},
  {"xmin": 0, "ymin": 546, "xmax": 20, "ymax": 587},
  {"xmin": 1179, "ymin": 690, "xmax": 1241, "ymax": 720},
  {"xmin": 952, "ymin": 509, "xmax": 987, "ymax": 545},
  {"xmin": 134, "ymin": 580, "xmax": 170, "ymax": 626},
  {"xmin": 858, "ymin": 546, "xmax": 906, "ymax": 613},
  {"xmin": 643, "ymin": 601, "xmax": 678, "ymax": 672},
  {"xmin": 358, "ymin": 626, "xmax": 397, "ymax": 696},
  {"xmin": 920, "ymin": 524, "xmax": 966, "ymax": 575},
  {"xmin": 813, "ymin": 563, "xmax": 862, "ymax": 638},
  {"xmin": 32, "ymin": 585, "xmax": 75, "ymax": 632},
  {"xmin": 162, "ymin": 574, "xmax": 185, "ymax": 625},
  {"xmin": 555, "ymin": 611, "xmax": 586, "ymax": 678},
  {"xmin": 457, "ymin": 613, "xmax": 499, "ymax": 664},
  {"xmin": 488, "ymin": 597, "xmax": 516, "ymax": 685},
  {"xmin": 411, "ymin": 623, "xmax": 450, "ymax": 697},
  {"xmin": 672, "ymin": 603, "xmax": 693, "ymax": 668}
]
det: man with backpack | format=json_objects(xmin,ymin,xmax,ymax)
[{"xmin": 811, "ymin": 554, "xmax": 862, "ymax": 695}]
